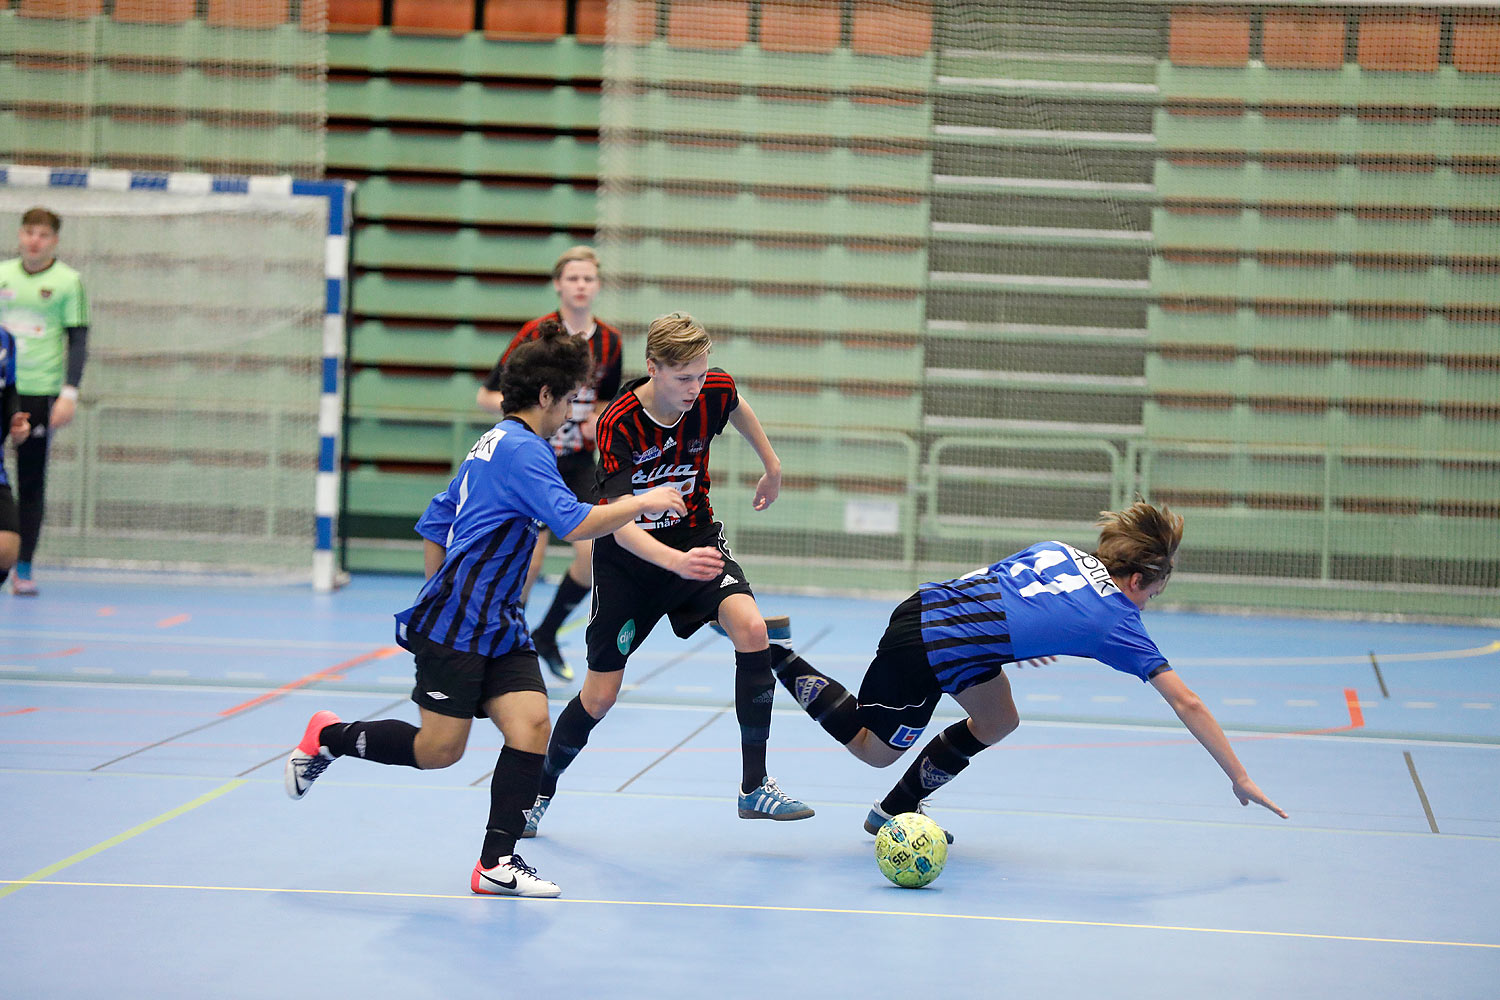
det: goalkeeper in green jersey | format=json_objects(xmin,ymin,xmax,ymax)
[{"xmin": 0, "ymin": 207, "xmax": 90, "ymax": 596}]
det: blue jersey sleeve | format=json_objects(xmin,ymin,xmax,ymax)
[
  {"xmin": 414, "ymin": 487, "xmax": 456, "ymax": 546},
  {"xmin": 507, "ymin": 436, "xmax": 592, "ymax": 539},
  {"xmin": 1094, "ymin": 616, "xmax": 1170, "ymax": 682}
]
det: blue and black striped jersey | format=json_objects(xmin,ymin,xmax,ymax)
[
  {"xmin": 395, "ymin": 416, "xmax": 592, "ymax": 656},
  {"xmin": 919, "ymin": 540, "xmax": 1170, "ymax": 694}
]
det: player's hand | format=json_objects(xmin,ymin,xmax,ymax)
[
  {"xmin": 1233, "ymin": 777, "xmax": 1288, "ymax": 819},
  {"xmin": 1015, "ymin": 656, "xmax": 1058, "ymax": 668},
  {"xmin": 672, "ymin": 545, "xmax": 724, "ymax": 581},
  {"xmin": 751, "ymin": 467, "xmax": 780, "ymax": 511},
  {"xmin": 50, "ymin": 393, "xmax": 76, "ymax": 430},
  {"xmin": 8, "ymin": 410, "xmax": 30, "ymax": 444},
  {"xmin": 640, "ymin": 485, "xmax": 687, "ymax": 518}
]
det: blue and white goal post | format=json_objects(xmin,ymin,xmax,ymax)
[{"xmin": 0, "ymin": 165, "xmax": 353, "ymax": 591}]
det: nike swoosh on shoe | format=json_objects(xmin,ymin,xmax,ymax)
[{"xmin": 480, "ymin": 871, "xmax": 518, "ymax": 891}]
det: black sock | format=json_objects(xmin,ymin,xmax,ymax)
[
  {"xmin": 880, "ymin": 720, "xmax": 989, "ymax": 815},
  {"xmin": 772, "ymin": 653, "xmax": 862, "ymax": 745},
  {"xmin": 319, "ymin": 719, "xmax": 419, "ymax": 768},
  {"xmin": 735, "ymin": 649, "xmax": 774, "ymax": 791},
  {"xmin": 538, "ymin": 694, "xmax": 601, "ymax": 798},
  {"xmin": 536, "ymin": 572, "xmax": 589, "ymax": 640},
  {"xmin": 481, "ymin": 746, "xmax": 545, "ymax": 868}
]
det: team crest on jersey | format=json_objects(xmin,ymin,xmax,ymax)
[
  {"xmin": 891, "ymin": 725, "xmax": 924, "ymax": 748},
  {"xmin": 793, "ymin": 675, "xmax": 826, "ymax": 708},
  {"xmin": 686, "ymin": 438, "xmax": 705, "ymax": 454}
]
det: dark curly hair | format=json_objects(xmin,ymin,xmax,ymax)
[{"xmin": 497, "ymin": 320, "xmax": 592, "ymax": 414}]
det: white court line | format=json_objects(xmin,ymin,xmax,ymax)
[
  {"xmin": 1404, "ymin": 702, "xmax": 1438, "ymax": 709},
  {"xmin": 149, "ymin": 670, "xmax": 189, "ymax": 678},
  {"xmin": 71, "ymin": 667, "xmax": 114, "ymax": 676},
  {"xmin": 1223, "ymin": 698, "xmax": 1257, "ymax": 706},
  {"xmin": 224, "ymin": 671, "xmax": 266, "ymax": 681},
  {"xmin": 1286, "ymin": 699, "xmax": 1319, "ymax": 707},
  {"xmin": 1026, "ymin": 693, "xmax": 1063, "ymax": 702},
  {"xmin": 0, "ymin": 665, "xmax": 39, "ymax": 673},
  {"xmin": 1463, "ymin": 703, "xmax": 1494, "ymax": 710},
  {"xmin": 1091, "ymin": 695, "xmax": 1127, "ymax": 703}
]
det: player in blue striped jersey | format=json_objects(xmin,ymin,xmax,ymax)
[
  {"xmin": 772, "ymin": 502, "xmax": 1287, "ymax": 842},
  {"xmin": 283, "ymin": 327, "xmax": 699, "ymax": 898},
  {"xmin": 1, "ymin": 324, "xmax": 35, "ymax": 587}
]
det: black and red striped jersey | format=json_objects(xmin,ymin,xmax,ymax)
[
  {"xmin": 483, "ymin": 311, "xmax": 623, "ymax": 457},
  {"xmin": 595, "ymin": 368, "xmax": 739, "ymax": 534}
]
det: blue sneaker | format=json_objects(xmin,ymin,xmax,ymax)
[
  {"xmin": 709, "ymin": 615, "xmax": 791, "ymax": 646},
  {"xmin": 738, "ymin": 776, "xmax": 814, "ymax": 820},
  {"xmin": 864, "ymin": 802, "xmax": 954, "ymax": 844},
  {"xmin": 520, "ymin": 795, "xmax": 550, "ymax": 839}
]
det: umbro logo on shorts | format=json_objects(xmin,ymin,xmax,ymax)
[
  {"xmin": 794, "ymin": 676, "xmax": 827, "ymax": 708},
  {"xmin": 426, "ymin": 690, "xmax": 449, "ymax": 700}
]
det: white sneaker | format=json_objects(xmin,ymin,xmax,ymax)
[
  {"xmin": 284, "ymin": 710, "xmax": 340, "ymax": 799},
  {"xmin": 470, "ymin": 854, "xmax": 561, "ymax": 898}
]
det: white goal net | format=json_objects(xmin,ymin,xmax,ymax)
[{"xmin": 0, "ymin": 167, "xmax": 346, "ymax": 586}]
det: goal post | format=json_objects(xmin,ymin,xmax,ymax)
[{"xmin": 0, "ymin": 164, "xmax": 352, "ymax": 591}]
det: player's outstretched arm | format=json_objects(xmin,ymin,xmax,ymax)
[
  {"xmin": 613, "ymin": 522, "xmax": 724, "ymax": 581},
  {"xmin": 562, "ymin": 487, "xmax": 687, "ymax": 543},
  {"xmin": 726, "ymin": 397, "xmax": 780, "ymax": 511},
  {"xmin": 1150, "ymin": 669, "xmax": 1289, "ymax": 818}
]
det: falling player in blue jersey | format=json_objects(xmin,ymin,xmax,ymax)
[
  {"xmin": 2, "ymin": 324, "xmax": 36, "ymax": 587},
  {"xmin": 283, "ymin": 326, "xmax": 705, "ymax": 898},
  {"xmin": 771, "ymin": 501, "xmax": 1287, "ymax": 841}
]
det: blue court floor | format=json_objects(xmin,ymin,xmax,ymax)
[{"xmin": 2, "ymin": 571, "xmax": 1498, "ymax": 999}]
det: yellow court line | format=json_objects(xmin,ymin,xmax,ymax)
[
  {"xmin": 0, "ymin": 780, "xmax": 246, "ymax": 901},
  {"xmin": 5, "ymin": 878, "xmax": 1498, "ymax": 950}
]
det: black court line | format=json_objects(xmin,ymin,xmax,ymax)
[
  {"xmin": 1369, "ymin": 651, "xmax": 1391, "ymax": 698},
  {"xmin": 238, "ymin": 697, "xmax": 410, "ymax": 778},
  {"xmin": 613, "ymin": 625, "xmax": 833, "ymax": 793},
  {"xmin": 1403, "ymin": 751, "xmax": 1440, "ymax": 833}
]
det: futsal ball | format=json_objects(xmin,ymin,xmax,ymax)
[{"xmin": 874, "ymin": 812, "xmax": 948, "ymax": 888}]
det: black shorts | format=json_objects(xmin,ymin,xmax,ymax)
[
  {"xmin": 555, "ymin": 450, "xmax": 598, "ymax": 504},
  {"xmin": 0, "ymin": 484, "xmax": 17, "ymax": 534},
  {"xmin": 856, "ymin": 592, "xmax": 945, "ymax": 752},
  {"xmin": 405, "ymin": 629, "xmax": 547, "ymax": 719},
  {"xmin": 585, "ymin": 522, "xmax": 754, "ymax": 672}
]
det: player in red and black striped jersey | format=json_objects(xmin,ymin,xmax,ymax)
[
  {"xmin": 523, "ymin": 312, "xmax": 815, "ymax": 834},
  {"xmin": 477, "ymin": 247, "xmax": 623, "ymax": 682}
]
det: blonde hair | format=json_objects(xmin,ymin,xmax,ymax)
[
  {"xmin": 1095, "ymin": 501, "xmax": 1183, "ymax": 586},
  {"xmin": 552, "ymin": 245, "xmax": 600, "ymax": 280},
  {"xmin": 645, "ymin": 311, "xmax": 711, "ymax": 367}
]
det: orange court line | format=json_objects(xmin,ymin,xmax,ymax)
[
  {"xmin": 219, "ymin": 646, "xmax": 404, "ymax": 717},
  {"xmin": 97, "ymin": 607, "xmax": 117, "ymax": 617},
  {"xmin": 1344, "ymin": 688, "xmax": 1365, "ymax": 728},
  {"xmin": 0, "ymin": 707, "xmax": 39, "ymax": 717},
  {"xmin": 36, "ymin": 646, "xmax": 83, "ymax": 659},
  {"xmin": 156, "ymin": 614, "xmax": 191, "ymax": 629}
]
